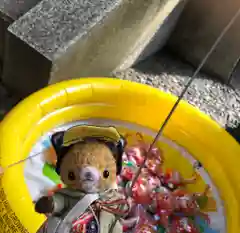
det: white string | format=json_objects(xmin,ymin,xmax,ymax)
[
  {"xmin": 109, "ymin": 5, "xmax": 240, "ymax": 233},
  {"xmin": 89, "ymin": 205, "xmax": 100, "ymax": 233},
  {"xmin": 129, "ymin": 5, "xmax": 240, "ymax": 193},
  {"xmin": 0, "ymin": 152, "xmax": 42, "ymax": 175},
  {"xmin": 1, "ymin": 7, "xmax": 240, "ymax": 233}
]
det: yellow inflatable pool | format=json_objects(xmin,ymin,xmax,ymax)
[{"xmin": 0, "ymin": 78, "xmax": 239, "ymax": 233}]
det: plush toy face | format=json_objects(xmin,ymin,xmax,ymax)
[{"xmin": 59, "ymin": 141, "xmax": 117, "ymax": 193}]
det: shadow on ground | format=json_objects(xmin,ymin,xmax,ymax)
[
  {"xmin": 133, "ymin": 48, "xmax": 223, "ymax": 84},
  {"xmin": 0, "ymin": 82, "xmax": 20, "ymax": 120},
  {"xmin": 226, "ymin": 125, "xmax": 240, "ymax": 144},
  {"xmin": 114, "ymin": 48, "xmax": 240, "ymax": 128}
]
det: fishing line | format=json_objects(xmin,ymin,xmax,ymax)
[
  {"xmin": 0, "ymin": 6, "xmax": 240, "ymax": 233},
  {"xmin": 0, "ymin": 152, "xmax": 42, "ymax": 175},
  {"xmin": 2, "ymin": 7, "xmax": 239, "ymax": 177},
  {"xmin": 89, "ymin": 205, "xmax": 100, "ymax": 233},
  {"xmin": 129, "ymin": 6, "xmax": 240, "ymax": 192},
  {"xmin": 109, "ymin": 5, "xmax": 240, "ymax": 233}
]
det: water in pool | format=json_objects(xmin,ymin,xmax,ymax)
[{"xmin": 24, "ymin": 119, "xmax": 226, "ymax": 233}]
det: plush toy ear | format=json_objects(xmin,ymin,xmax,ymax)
[
  {"xmin": 50, "ymin": 131, "xmax": 65, "ymax": 155},
  {"xmin": 51, "ymin": 131, "xmax": 71, "ymax": 175},
  {"xmin": 116, "ymin": 137, "xmax": 127, "ymax": 175},
  {"xmin": 105, "ymin": 136, "xmax": 126, "ymax": 175}
]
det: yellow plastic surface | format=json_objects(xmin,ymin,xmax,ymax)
[{"xmin": 0, "ymin": 78, "xmax": 239, "ymax": 233}]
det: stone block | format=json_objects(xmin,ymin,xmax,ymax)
[
  {"xmin": 117, "ymin": 0, "xmax": 187, "ymax": 71},
  {"xmin": 0, "ymin": 0, "xmax": 42, "ymax": 61},
  {"xmin": 3, "ymin": 32, "xmax": 52, "ymax": 96},
  {"xmin": 2, "ymin": 0, "xmax": 185, "ymax": 97},
  {"xmin": 167, "ymin": 0, "xmax": 240, "ymax": 83}
]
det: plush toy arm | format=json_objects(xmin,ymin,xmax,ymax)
[
  {"xmin": 51, "ymin": 193, "xmax": 65, "ymax": 214},
  {"xmin": 99, "ymin": 211, "xmax": 123, "ymax": 233},
  {"xmin": 110, "ymin": 220, "xmax": 122, "ymax": 233},
  {"xmin": 35, "ymin": 196, "xmax": 54, "ymax": 214},
  {"xmin": 35, "ymin": 193, "xmax": 65, "ymax": 215}
]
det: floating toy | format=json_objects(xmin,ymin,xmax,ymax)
[
  {"xmin": 0, "ymin": 78, "xmax": 239, "ymax": 233},
  {"xmin": 35, "ymin": 125, "xmax": 128, "ymax": 233}
]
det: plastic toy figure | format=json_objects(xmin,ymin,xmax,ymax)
[
  {"xmin": 34, "ymin": 125, "xmax": 129, "ymax": 233},
  {"xmin": 124, "ymin": 132, "xmax": 164, "ymax": 167},
  {"xmin": 136, "ymin": 224, "xmax": 157, "ymax": 233},
  {"xmin": 121, "ymin": 165, "xmax": 136, "ymax": 182},
  {"xmin": 47, "ymin": 183, "xmax": 64, "ymax": 196},
  {"xmin": 160, "ymin": 168, "xmax": 198, "ymax": 191},
  {"xmin": 173, "ymin": 185, "xmax": 210, "ymax": 223},
  {"xmin": 169, "ymin": 216, "xmax": 201, "ymax": 233},
  {"xmin": 125, "ymin": 146, "xmax": 145, "ymax": 166},
  {"xmin": 129, "ymin": 172, "xmax": 160, "ymax": 205},
  {"xmin": 145, "ymin": 156, "xmax": 164, "ymax": 176},
  {"xmin": 153, "ymin": 185, "xmax": 210, "ymax": 229},
  {"xmin": 154, "ymin": 187, "xmax": 176, "ymax": 228}
]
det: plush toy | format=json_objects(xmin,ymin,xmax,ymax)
[{"xmin": 35, "ymin": 125, "xmax": 129, "ymax": 233}]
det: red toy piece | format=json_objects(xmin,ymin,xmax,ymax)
[
  {"xmin": 169, "ymin": 216, "xmax": 201, "ymax": 233},
  {"xmin": 121, "ymin": 166, "xmax": 136, "ymax": 181},
  {"xmin": 121, "ymin": 217, "xmax": 139, "ymax": 232},
  {"xmin": 173, "ymin": 185, "xmax": 210, "ymax": 224},
  {"xmin": 160, "ymin": 168, "xmax": 198, "ymax": 191},
  {"xmin": 136, "ymin": 224, "xmax": 157, "ymax": 233},
  {"xmin": 124, "ymin": 132, "xmax": 164, "ymax": 168},
  {"xmin": 131, "ymin": 174, "xmax": 158, "ymax": 205},
  {"xmin": 147, "ymin": 146, "xmax": 164, "ymax": 163},
  {"xmin": 137, "ymin": 167, "xmax": 161, "ymax": 190},
  {"xmin": 146, "ymin": 157, "xmax": 163, "ymax": 176},
  {"xmin": 154, "ymin": 187, "xmax": 176, "ymax": 228},
  {"xmin": 153, "ymin": 185, "xmax": 210, "ymax": 228},
  {"xmin": 72, "ymin": 210, "xmax": 97, "ymax": 233},
  {"xmin": 133, "ymin": 205, "xmax": 156, "ymax": 232},
  {"xmin": 125, "ymin": 146, "xmax": 145, "ymax": 166},
  {"xmin": 121, "ymin": 203, "xmax": 156, "ymax": 232},
  {"xmin": 131, "ymin": 180, "xmax": 152, "ymax": 205},
  {"xmin": 47, "ymin": 183, "xmax": 63, "ymax": 196}
]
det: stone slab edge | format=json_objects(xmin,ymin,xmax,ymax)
[{"xmin": 50, "ymin": 0, "xmax": 184, "ymax": 83}]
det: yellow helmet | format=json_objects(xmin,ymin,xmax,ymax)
[{"xmin": 51, "ymin": 125, "xmax": 126, "ymax": 175}]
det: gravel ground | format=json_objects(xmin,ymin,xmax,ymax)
[
  {"xmin": 114, "ymin": 50, "xmax": 240, "ymax": 128},
  {"xmin": 0, "ymin": 50, "xmax": 240, "ymax": 128}
]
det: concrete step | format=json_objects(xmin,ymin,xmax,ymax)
[
  {"xmin": 0, "ymin": 0, "xmax": 42, "ymax": 61},
  {"xmin": 1, "ymin": 0, "xmax": 186, "ymax": 98},
  {"xmin": 167, "ymin": 0, "xmax": 240, "ymax": 84}
]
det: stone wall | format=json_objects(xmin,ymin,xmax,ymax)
[
  {"xmin": 0, "ymin": 0, "xmax": 185, "ymax": 98},
  {"xmin": 0, "ymin": 0, "xmax": 42, "ymax": 61},
  {"xmin": 167, "ymin": 0, "xmax": 240, "ymax": 86}
]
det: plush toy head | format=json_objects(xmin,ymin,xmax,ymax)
[
  {"xmin": 51, "ymin": 125, "xmax": 126, "ymax": 193},
  {"xmin": 59, "ymin": 141, "xmax": 118, "ymax": 193}
]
